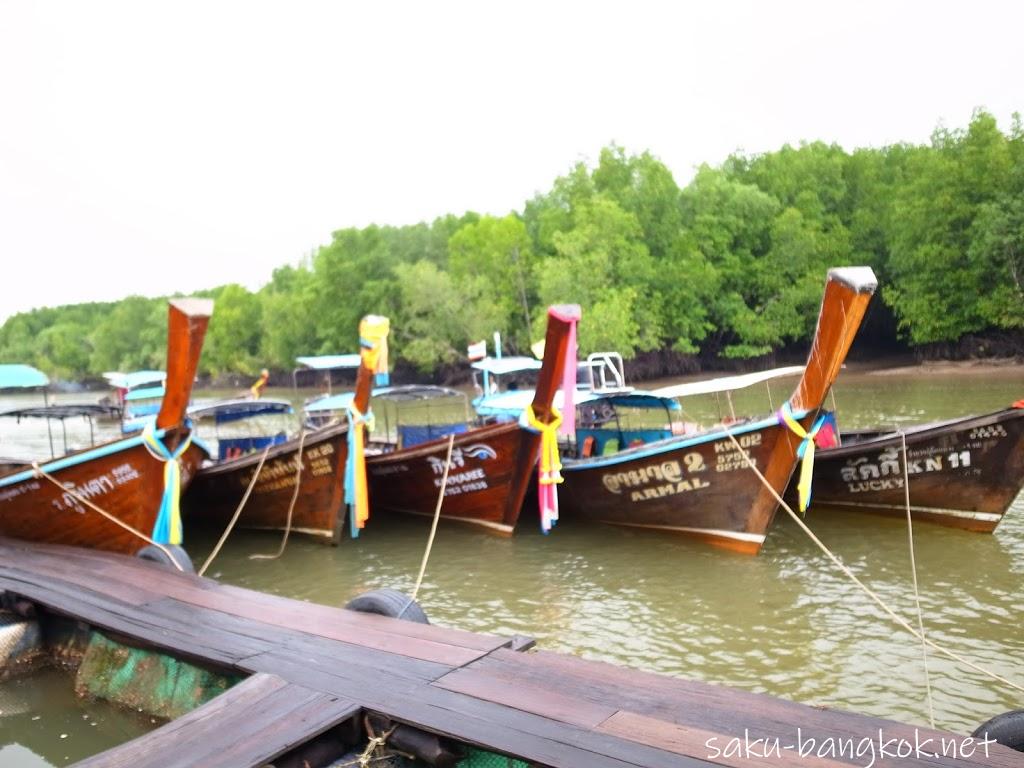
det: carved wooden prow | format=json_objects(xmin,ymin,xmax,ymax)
[
  {"xmin": 529, "ymin": 304, "xmax": 582, "ymax": 424},
  {"xmin": 788, "ymin": 267, "xmax": 877, "ymax": 414},
  {"xmin": 156, "ymin": 298, "xmax": 214, "ymax": 430}
]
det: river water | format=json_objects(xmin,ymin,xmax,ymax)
[{"xmin": 1, "ymin": 366, "xmax": 1022, "ymax": 765}]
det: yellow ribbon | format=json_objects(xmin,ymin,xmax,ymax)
[
  {"xmin": 142, "ymin": 423, "xmax": 193, "ymax": 545},
  {"xmin": 778, "ymin": 403, "xmax": 827, "ymax": 515},
  {"xmin": 525, "ymin": 404, "xmax": 563, "ymax": 485},
  {"xmin": 345, "ymin": 404, "xmax": 375, "ymax": 537}
]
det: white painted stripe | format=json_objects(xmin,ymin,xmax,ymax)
[
  {"xmin": 823, "ymin": 501, "xmax": 1003, "ymax": 522},
  {"xmin": 598, "ymin": 521, "xmax": 766, "ymax": 543},
  {"xmin": 242, "ymin": 525, "xmax": 334, "ymax": 538},
  {"xmin": 397, "ymin": 508, "xmax": 515, "ymax": 534}
]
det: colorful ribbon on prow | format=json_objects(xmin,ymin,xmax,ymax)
[
  {"xmin": 142, "ymin": 422, "xmax": 193, "ymax": 545},
  {"xmin": 777, "ymin": 402, "xmax": 830, "ymax": 514},
  {"xmin": 525, "ymin": 404, "xmax": 563, "ymax": 534},
  {"xmin": 344, "ymin": 404, "xmax": 374, "ymax": 538},
  {"xmin": 343, "ymin": 315, "xmax": 389, "ymax": 538}
]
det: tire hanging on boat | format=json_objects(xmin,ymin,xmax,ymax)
[
  {"xmin": 344, "ymin": 588, "xmax": 429, "ymax": 624},
  {"xmin": 973, "ymin": 709, "xmax": 1024, "ymax": 752},
  {"xmin": 135, "ymin": 544, "xmax": 195, "ymax": 573}
]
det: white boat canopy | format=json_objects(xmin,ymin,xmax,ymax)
[
  {"xmin": 294, "ymin": 354, "xmax": 361, "ymax": 370},
  {"xmin": 470, "ymin": 356, "xmax": 542, "ymax": 376},
  {"xmin": 102, "ymin": 370, "xmax": 166, "ymax": 390},
  {"xmin": 651, "ymin": 365, "xmax": 805, "ymax": 400}
]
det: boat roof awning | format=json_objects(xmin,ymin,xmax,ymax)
[
  {"xmin": 294, "ymin": 354, "xmax": 361, "ymax": 370},
  {"xmin": 0, "ymin": 404, "xmax": 119, "ymax": 420},
  {"xmin": 374, "ymin": 385, "xmax": 463, "ymax": 402},
  {"xmin": 125, "ymin": 385, "xmax": 165, "ymax": 402},
  {"xmin": 470, "ymin": 356, "xmax": 542, "ymax": 376},
  {"xmin": 103, "ymin": 370, "xmax": 166, "ymax": 390},
  {"xmin": 188, "ymin": 398, "xmax": 294, "ymax": 424},
  {"xmin": 474, "ymin": 388, "xmax": 680, "ymax": 418},
  {"xmin": 0, "ymin": 364, "xmax": 49, "ymax": 390},
  {"xmin": 651, "ymin": 365, "xmax": 805, "ymax": 399},
  {"xmin": 305, "ymin": 386, "xmax": 464, "ymax": 413}
]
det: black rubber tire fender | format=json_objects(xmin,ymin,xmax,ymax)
[
  {"xmin": 973, "ymin": 709, "xmax": 1024, "ymax": 753},
  {"xmin": 344, "ymin": 588, "xmax": 429, "ymax": 624},
  {"xmin": 135, "ymin": 544, "xmax": 195, "ymax": 573}
]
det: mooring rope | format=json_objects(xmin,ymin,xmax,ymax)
[
  {"xmin": 31, "ymin": 462, "xmax": 185, "ymax": 572},
  {"xmin": 251, "ymin": 429, "xmax": 307, "ymax": 561},
  {"xmin": 723, "ymin": 428, "xmax": 1024, "ymax": 697},
  {"xmin": 197, "ymin": 443, "xmax": 272, "ymax": 576},
  {"xmin": 901, "ymin": 429, "xmax": 935, "ymax": 727},
  {"xmin": 401, "ymin": 433, "xmax": 455, "ymax": 619}
]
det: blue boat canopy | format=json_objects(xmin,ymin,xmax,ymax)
[
  {"xmin": 470, "ymin": 356, "xmax": 542, "ymax": 376},
  {"xmin": 0, "ymin": 364, "xmax": 49, "ymax": 390},
  {"xmin": 295, "ymin": 354, "xmax": 361, "ymax": 370},
  {"xmin": 103, "ymin": 370, "xmax": 166, "ymax": 390},
  {"xmin": 125, "ymin": 385, "xmax": 165, "ymax": 402},
  {"xmin": 188, "ymin": 398, "xmax": 294, "ymax": 424}
]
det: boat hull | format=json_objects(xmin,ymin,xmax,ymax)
[
  {"xmin": 796, "ymin": 407, "xmax": 1024, "ymax": 531},
  {"xmin": 0, "ymin": 433, "xmax": 205, "ymax": 555},
  {"xmin": 559, "ymin": 417, "xmax": 804, "ymax": 554},
  {"xmin": 183, "ymin": 421, "xmax": 350, "ymax": 540},
  {"xmin": 366, "ymin": 421, "xmax": 534, "ymax": 535}
]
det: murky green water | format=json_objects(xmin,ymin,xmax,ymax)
[{"xmin": 1, "ymin": 366, "xmax": 1022, "ymax": 765}]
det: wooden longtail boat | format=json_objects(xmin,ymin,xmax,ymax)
[
  {"xmin": 0, "ymin": 299, "xmax": 212, "ymax": 556},
  {"xmin": 359, "ymin": 305, "xmax": 579, "ymax": 535},
  {"xmin": 793, "ymin": 405, "xmax": 1024, "ymax": 531},
  {"xmin": 556, "ymin": 267, "xmax": 878, "ymax": 554},
  {"xmin": 182, "ymin": 401, "xmax": 350, "ymax": 542}
]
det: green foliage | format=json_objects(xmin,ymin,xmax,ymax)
[{"xmin": 3, "ymin": 110, "xmax": 1022, "ymax": 379}]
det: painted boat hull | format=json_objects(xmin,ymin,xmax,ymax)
[
  {"xmin": 559, "ymin": 416, "xmax": 803, "ymax": 554},
  {"xmin": 366, "ymin": 421, "xmax": 535, "ymax": 535},
  {"xmin": 183, "ymin": 421, "xmax": 350, "ymax": 540},
  {"xmin": 794, "ymin": 407, "xmax": 1024, "ymax": 531},
  {"xmin": 0, "ymin": 431, "xmax": 205, "ymax": 555}
]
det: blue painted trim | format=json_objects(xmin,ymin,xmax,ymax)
[
  {"xmin": 0, "ymin": 428, "xmax": 172, "ymax": 488},
  {"xmin": 562, "ymin": 410, "xmax": 808, "ymax": 471}
]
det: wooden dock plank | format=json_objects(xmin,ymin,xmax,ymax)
[
  {"xmin": 464, "ymin": 649, "xmax": 1024, "ymax": 767},
  {"xmin": 140, "ymin": 596, "xmax": 455, "ymax": 682},
  {"xmin": 242, "ymin": 649, "xmax": 708, "ymax": 768},
  {"xmin": 0, "ymin": 538, "xmax": 514, "ymax": 664},
  {"xmin": 1, "ymin": 537, "xmax": 1018, "ymax": 768},
  {"xmin": 75, "ymin": 672, "xmax": 360, "ymax": 768}
]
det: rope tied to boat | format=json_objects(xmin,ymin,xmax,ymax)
[
  {"xmin": 522, "ymin": 403, "xmax": 563, "ymax": 534},
  {"xmin": 141, "ymin": 422, "xmax": 193, "ymax": 545},
  {"xmin": 723, "ymin": 426, "xmax": 1024, "ymax": 701},
  {"xmin": 776, "ymin": 402, "xmax": 828, "ymax": 514},
  {"xmin": 345, "ymin": 404, "xmax": 375, "ymax": 538}
]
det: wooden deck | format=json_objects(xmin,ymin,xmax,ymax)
[{"xmin": 0, "ymin": 537, "xmax": 1018, "ymax": 768}]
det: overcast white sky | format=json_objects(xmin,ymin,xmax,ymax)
[{"xmin": 0, "ymin": 1, "xmax": 1020, "ymax": 321}]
